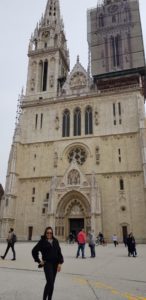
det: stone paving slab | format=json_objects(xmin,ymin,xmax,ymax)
[{"xmin": 0, "ymin": 242, "xmax": 146, "ymax": 299}]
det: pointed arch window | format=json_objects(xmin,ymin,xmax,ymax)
[
  {"xmin": 42, "ymin": 60, "xmax": 48, "ymax": 91},
  {"xmin": 38, "ymin": 60, "xmax": 48, "ymax": 92},
  {"xmin": 99, "ymin": 14, "xmax": 104, "ymax": 28},
  {"xmin": 115, "ymin": 35, "xmax": 120, "ymax": 67},
  {"xmin": 62, "ymin": 109, "xmax": 70, "ymax": 137},
  {"xmin": 38, "ymin": 61, "xmax": 43, "ymax": 91},
  {"xmin": 120, "ymin": 178, "xmax": 124, "ymax": 191},
  {"xmin": 110, "ymin": 35, "xmax": 121, "ymax": 67},
  {"xmin": 74, "ymin": 108, "xmax": 81, "ymax": 136},
  {"xmin": 85, "ymin": 106, "xmax": 93, "ymax": 135}
]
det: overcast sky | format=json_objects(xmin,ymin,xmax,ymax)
[{"xmin": 0, "ymin": 0, "xmax": 146, "ymax": 186}]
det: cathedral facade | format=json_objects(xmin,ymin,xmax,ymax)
[{"xmin": 0, "ymin": 0, "xmax": 146, "ymax": 242}]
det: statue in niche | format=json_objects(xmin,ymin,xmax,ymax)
[
  {"xmin": 94, "ymin": 111, "xmax": 99, "ymax": 126},
  {"xmin": 96, "ymin": 147, "xmax": 100, "ymax": 165},
  {"xmin": 54, "ymin": 152, "xmax": 58, "ymax": 168},
  {"xmin": 55, "ymin": 115, "xmax": 59, "ymax": 130},
  {"xmin": 50, "ymin": 75, "xmax": 54, "ymax": 88},
  {"xmin": 68, "ymin": 170, "xmax": 80, "ymax": 185},
  {"xmin": 30, "ymin": 78, "xmax": 35, "ymax": 91}
]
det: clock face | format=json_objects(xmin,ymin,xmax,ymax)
[
  {"xmin": 42, "ymin": 31, "xmax": 49, "ymax": 39},
  {"xmin": 108, "ymin": 4, "xmax": 119, "ymax": 13}
]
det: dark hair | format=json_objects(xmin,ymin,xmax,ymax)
[
  {"xmin": 44, "ymin": 226, "xmax": 54, "ymax": 238},
  {"xmin": 10, "ymin": 228, "xmax": 14, "ymax": 232}
]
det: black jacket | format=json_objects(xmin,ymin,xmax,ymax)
[{"xmin": 32, "ymin": 236, "xmax": 64, "ymax": 265}]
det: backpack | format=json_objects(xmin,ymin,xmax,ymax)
[{"xmin": 12, "ymin": 234, "xmax": 17, "ymax": 243}]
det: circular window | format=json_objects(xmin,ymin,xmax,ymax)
[{"xmin": 68, "ymin": 147, "xmax": 87, "ymax": 165}]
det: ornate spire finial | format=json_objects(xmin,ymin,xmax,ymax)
[{"xmin": 77, "ymin": 55, "xmax": 80, "ymax": 63}]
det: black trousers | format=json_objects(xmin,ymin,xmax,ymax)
[
  {"xmin": 89, "ymin": 244, "xmax": 96, "ymax": 257},
  {"xmin": 114, "ymin": 241, "xmax": 117, "ymax": 247},
  {"xmin": 3, "ymin": 242, "xmax": 16, "ymax": 259},
  {"xmin": 43, "ymin": 263, "xmax": 58, "ymax": 300}
]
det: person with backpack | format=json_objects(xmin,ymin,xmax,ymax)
[{"xmin": 1, "ymin": 228, "xmax": 17, "ymax": 261}]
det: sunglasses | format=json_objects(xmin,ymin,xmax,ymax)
[{"xmin": 46, "ymin": 231, "xmax": 53, "ymax": 234}]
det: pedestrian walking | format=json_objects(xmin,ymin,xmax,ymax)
[
  {"xmin": 76, "ymin": 228, "xmax": 86, "ymax": 258},
  {"xmin": 88, "ymin": 230, "xmax": 96, "ymax": 257},
  {"xmin": 32, "ymin": 226, "xmax": 64, "ymax": 300},
  {"xmin": 112, "ymin": 234, "xmax": 118, "ymax": 247},
  {"xmin": 98, "ymin": 232, "xmax": 104, "ymax": 245},
  {"xmin": 68, "ymin": 232, "xmax": 74, "ymax": 244},
  {"xmin": 1, "ymin": 228, "xmax": 17, "ymax": 261},
  {"xmin": 127, "ymin": 233, "xmax": 137, "ymax": 257}
]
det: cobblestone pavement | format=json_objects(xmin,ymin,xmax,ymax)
[{"xmin": 0, "ymin": 242, "xmax": 146, "ymax": 300}]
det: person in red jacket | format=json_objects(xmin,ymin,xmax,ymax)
[{"xmin": 76, "ymin": 228, "xmax": 87, "ymax": 258}]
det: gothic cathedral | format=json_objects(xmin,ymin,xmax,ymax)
[{"xmin": 0, "ymin": 0, "xmax": 146, "ymax": 242}]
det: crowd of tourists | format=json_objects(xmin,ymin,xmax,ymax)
[{"xmin": 0, "ymin": 227, "xmax": 138, "ymax": 300}]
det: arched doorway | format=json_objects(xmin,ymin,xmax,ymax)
[{"xmin": 55, "ymin": 191, "xmax": 91, "ymax": 241}]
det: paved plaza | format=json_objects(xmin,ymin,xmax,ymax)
[{"xmin": 0, "ymin": 242, "xmax": 146, "ymax": 300}]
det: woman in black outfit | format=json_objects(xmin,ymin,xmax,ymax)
[{"xmin": 32, "ymin": 227, "xmax": 64, "ymax": 300}]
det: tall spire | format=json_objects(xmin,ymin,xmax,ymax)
[
  {"xmin": 30, "ymin": 0, "xmax": 65, "ymax": 49},
  {"xmin": 26, "ymin": 0, "xmax": 70, "ymax": 98},
  {"xmin": 44, "ymin": 0, "xmax": 61, "ymax": 26},
  {"xmin": 44, "ymin": 0, "xmax": 60, "ymax": 20}
]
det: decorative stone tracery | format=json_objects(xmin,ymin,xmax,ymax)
[{"xmin": 68, "ymin": 147, "xmax": 87, "ymax": 165}]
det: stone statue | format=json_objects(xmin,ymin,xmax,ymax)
[
  {"xmin": 50, "ymin": 75, "xmax": 54, "ymax": 88},
  {"xmin": 55, "ymin": 115, "xmax": 59, "ymax": 130},
  {"xmin": 95, "ymin": 111, "xmax": 99, "ymax": 126},
  {"xmin": 54, "ymin": 152, "xmax": 58, "ymax": 168}
]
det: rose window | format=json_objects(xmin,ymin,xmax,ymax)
[{"xmin": 68, "ymin": 147, "xmax": 87, "ymax": 165}]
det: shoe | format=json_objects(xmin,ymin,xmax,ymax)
[
  {"xmin": 82, "ymin": 257, "xmax": 86, "ymax": 259},
  {"xmin": 1, "ymin": 256, "xmax": 4, "ymax": 260},
  {"xmin": 11, "ymin": 258, "xmax": 16, "ymax": 261}
]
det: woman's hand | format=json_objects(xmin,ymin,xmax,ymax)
[
  {"xmin": 38, "ymin": 260, "xmax": 45, "ymax": 268},
  {"xmin": 57, "ymin": 264, "xmax": 61, "ymax": 272}
]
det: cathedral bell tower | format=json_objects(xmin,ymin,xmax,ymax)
[
  {"xmin": 87, "ymin": 0, "xmax": 145, "ymax": 93},
  {"xmin": 26, "ymin": 0, "xmax": 70, "ymax": 99}
]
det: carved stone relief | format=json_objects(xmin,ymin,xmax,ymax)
[
  {"xmin": 96, "ymin": 147, "xmax": 100, "ymax": 165},
  {"xmin": 68, "ymin": 169, "xmax": 80, "ymax": 185},
  {"xmin": 70, "ymin": 205, "xmax": 82, "ymax": 216},
  {"xmin": 54, "ymin": 152, "xmax": 58, "ymax": 168},
  {"xmin": 70, "ymin": 72, "xmax": 87, "ymax": 89}
]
